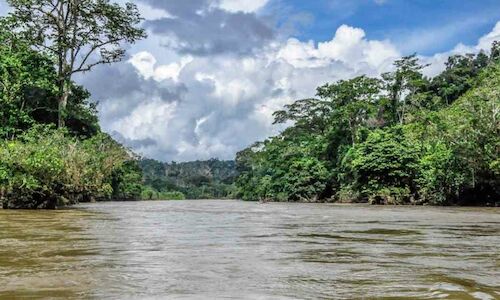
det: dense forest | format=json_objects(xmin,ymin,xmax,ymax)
[
  {"xmin": 1, "ymin": 1, "xmax": 498, "ymax": 208},
  {"xmin": 236, "ymin": 46, "xmax": 500, "ymax": 205},
  {"xmin": 139, "ymin": 159, "xmax": 237, "ymax": 200},
  {"xmin": 0, "ymin": 1, "xmax": 146, "ymax": 208}
]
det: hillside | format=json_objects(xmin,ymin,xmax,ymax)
[{"xmin": 139, "ymin": 159, "xmax": 238, "ymax": 199}]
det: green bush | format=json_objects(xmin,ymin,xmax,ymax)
[
  {"xmin": 0, "ymin": 126, "xmax": 142, "ymax": 208},
  {"xmin": 111, "ymin": 161, "xmax": 144, "ymax": 200},
  {"xmin": 341, "ymin": 127, "xmax": 420, "ymax": 204},
  {"xmin": 140, "ymin": 186, "xmax": 186, "ymax": 200}
]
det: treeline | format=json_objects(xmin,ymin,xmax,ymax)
[
  {"xmin": 236, "ymin": 45, "xmax": 500, "ymax": 205},
  {"xmin": 0, "ymin": 1, "xmax": 145, "ymax": 209},
  {"xmin": 140, "ymin": 159, "xmax": 237, "ymax": 200}
]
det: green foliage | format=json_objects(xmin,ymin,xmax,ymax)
[
  {"xmin": 381, "ymin": 54, "xmax": 431, "ymax": 125},
  {"xmin": 341, "ymin": 127, "xmax": 420, "ymax": 204},
  {"xmin": 236, "ymin": 133, "xmax": 331, "ymax": 201},
  {"xmin": 236, "ymin": 46, "xmax": 500, "ymax": 205},
  {"xmin": 139, "ymin": 159, "xmax": 237, "ymax": 199},
  {"xmin": 140, "ymin": 186, "xmax": 185, "ymax": 200},
  {"xmin": 281, "ymin": 157, "xmax": 330, "ymax": 202},
  {"xmin": 0, "ymin": 126, "xmax": 141, "ymax": 208},
  {"xmin": 0, "ymin": 127, "xmax": 65, "ymax": 208},
  {"xmin": 7, "ymin": 0, "xmax": 146, "ymax": 127},
  {"xmin": 317, "ymin": 76, "xmax": 382, "ymax": 144},
  {"xmin": 111, "ymin": 161, "xmax": 144, "ymax": 201},
  {"xmin": 0, "ymin": 21, "xmax": 100, "ymax": 139},
  {"xmin": 429, "ymin": 53, "xmax": 489, "ymax": 105},
  {"xmin": 416, "ymin": 141, "xmax": 458, "ymax": 205},
  {"xmin": 0, "ymin": 14, "xmax": 146, "ymax": 209},
  {"xmin": 0, "ymin": 21, "xmax": 56, "ymax": 138}
]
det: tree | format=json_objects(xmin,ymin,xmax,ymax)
[
  {"xmin": 0, "ymin": 20, "xmax": 101, "ymax": 139},
  {"xmin": 0, "ymin": 125, "xmax": 136, "ymax": 208},
  {"xmin": 382, "ymin": 54, "xmax": 429, "ymax": 124},
  {"xmin": 111, "ymin": 160, "xmax": 143, "ymax": 200},
  {"xmin": 317, "ymin": 76, "xmax": 381, "ymax": 144},
  {"xmin": 273, "ymin": 97, "xmax": 336, "ymax": 135},
  {"xmin": 491, "ymin": 41, "xmax": 500, "ymax": 62},
  {"xmin": 7, "ymin": 0, "xmax": 146, "ymax": 127},
  {"xmin": 0, "ymin": 19, "xmax": 58, "ymax": 139},
  {"xmin": 429, "ymin": 52, "xmax": 489, "ymax": 106}
]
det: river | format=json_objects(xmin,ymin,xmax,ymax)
[{"xmin": 0, "ymin": 200, "xmax": 498, "ymax": 299}]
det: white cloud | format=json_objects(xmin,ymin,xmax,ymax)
[
  {"xmin": 129, "ymin": 51, "xmax": 193, "ymax": 82},
  {"xmin": 97, "ymin": 24, "xmax": 405, "ymax": 161},
  {"xmin": 79, "ymin": 16, "xmax": 500, "ymax": 161},
  {"xmin": 477, "ymin": 21, "xmax": 500, "ymax": 51},
  {"xmin": 277, "ymin": 25, "xmax": 399, "ymax": 73},
  {"xmin": 113, "ymin": 100, "xmax": 177, "ymax": 141},
  {"xmin": 128, "ymin": 51, "xmax": 157, "ymax": 78},
  {"xmin": 217, "ymin": 0, "xmax": 269, "ymax": 13},
  {"xmin": 135, "ymin": 2, "xmax": 176, "ymax": 21}
]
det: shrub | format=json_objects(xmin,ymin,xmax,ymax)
[
  {"xmin": 341, "ymin": 127, "xmax": 420, "ymax": 204},
  {"xmin": 0, "ymin": 126, "xmax": 141, "ymax": 208}
]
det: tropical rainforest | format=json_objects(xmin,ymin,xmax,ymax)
[
  {"xmin": 0, "ymin": 1, "xmax": 146, "ymax": 208},
  {"xmin": 0, "ymin": 0, "xmax": 498, "ymax": 209},
  {"xmin": 235, "ymin": 45, "xmax": 500, "ymax": 206}
]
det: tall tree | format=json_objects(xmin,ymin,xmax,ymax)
[
  {"xmin": 382, "ymin": 54, "xmax": 429, "ymax": 124},
  {"xmin": 7, "ymin": 0, "xmax": 146, "ymax": 127},
  {"xmin": 316, "ymin": 76, "xmax": 381, "ymax": 144}
]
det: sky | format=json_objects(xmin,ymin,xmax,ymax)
[{"xmin": 1, "ymin": 0, "xmax": 500, "ymax": 162}]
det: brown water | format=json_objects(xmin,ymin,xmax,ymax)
[{"xmin": 0, "ymin": 200, "xmax": 499, "ymax": 299}]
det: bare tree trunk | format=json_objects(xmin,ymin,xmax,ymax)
[{"xmin": 58, "ymin": 80, "xmax": 69, "ymax": 128}]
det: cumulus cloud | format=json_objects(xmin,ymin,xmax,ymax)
[
  {"xmin": 84, "ymin": 23, "xmax": 404, "ymax": 161},
  {"xmin": 129, "ymin": 51, "xmax": 193, "ymax": 82},
  {"xmin": 277, "ymin": 25, "xmax": 399, "ymax": 72}
]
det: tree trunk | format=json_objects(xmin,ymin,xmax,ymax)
[{"xmin": 58, "ymin": 79, "xmax": 70, "ymax": 128}]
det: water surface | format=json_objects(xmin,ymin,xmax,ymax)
[{"xmin": 0, "ymin": 200, "xmax": 499, "ymax": 299}]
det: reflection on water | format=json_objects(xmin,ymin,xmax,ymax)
[{"xmin": 0, "ymin": 201, "xmax": 499, "ymax": 299}]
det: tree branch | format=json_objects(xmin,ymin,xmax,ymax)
[{"xmin": 72, "ymin": 38, "xmax": 122, "ymax": 74}]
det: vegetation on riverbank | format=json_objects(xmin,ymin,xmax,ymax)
[
  {"xmin": 0, "ymin": 1, "xmax": 145, "ymax": 208},
  {"xmin": 1, "ymin": 1, "xmax": 498, "ymax": 208},
  {"xmin": 0, "ymin": 127, "xmax": 143, "ymax": 208},
  {"xmin": 236, "ymin": 46, "xmax": 500, "ymax": 205}
]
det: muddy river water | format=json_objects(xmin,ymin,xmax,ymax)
[{"xmin": 0, "ymin": 200, "xmax": 498, "ymax": 299}]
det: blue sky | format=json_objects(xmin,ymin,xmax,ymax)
[{"xmin": 266, "ymin": 0, "xmax": 500, "ymax": 55}]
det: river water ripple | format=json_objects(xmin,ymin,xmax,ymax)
[{"xmin": 0, "ymin": 200, "xmax": 499, "ymax": 299}]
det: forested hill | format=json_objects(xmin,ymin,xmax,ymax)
[
  {"xmin": 236, "ymin": 45, "xmax": 500, "ymax": 205},
  {"xmin": 139, "ymin": 159, "xmax": 238, "ymax": 200}
]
